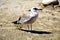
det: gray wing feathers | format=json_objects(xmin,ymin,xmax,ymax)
[{"xmin": 18, "ymin": 14, "xmax": 32, "ymax": 24}]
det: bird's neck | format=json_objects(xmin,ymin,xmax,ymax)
[
  {"xmin": 29, "ymin": 11, "xmax": 38, "ymax": 17},
  {"xmin": 31, "ymin": 11, "xmax": 38, "ymax": 14}
]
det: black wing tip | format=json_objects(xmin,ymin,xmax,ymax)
[
  {"xmin": 12, "ymin": 21, "xmax": 21, "ymax": 24},
  {"xmin": 12, "ymin": 21, "xmax": 17, "ymax": 24}
]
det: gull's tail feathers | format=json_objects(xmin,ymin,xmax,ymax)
[{"xmin": 12, "ymin": 17, "xmax": 21, "ymax": 24}]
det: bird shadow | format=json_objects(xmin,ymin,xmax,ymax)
[{"xmin": 17, "ymin": 28, "xmax": 52, "ymax": 34}]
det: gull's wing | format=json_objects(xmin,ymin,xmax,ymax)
[{"xmin": 17, "ymin": 14, "xmax": 33, "ymax": 24}]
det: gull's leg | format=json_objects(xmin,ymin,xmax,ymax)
[
  {"xmin": 27, "ymin": 24, "xmax": 30, "ymax": 30},
  {"xmin": 30, "ymin": 24, "xmax": 32, "ymax": 31},
  {"xmin": 27, "ymin": 24, "xmax": 32, "ymax": 37},
  {"xmin": 27, "ymin": 24, "xmax": 32, "ymax": 31}
]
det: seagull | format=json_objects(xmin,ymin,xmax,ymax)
[{"xmin": 12, "ymin": 7, "xmax": 42, "ymax": 30}]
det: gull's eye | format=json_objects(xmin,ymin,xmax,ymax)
[{"xmin": 33, "ymin": 8, "xmax": 38, "ymax": 10}]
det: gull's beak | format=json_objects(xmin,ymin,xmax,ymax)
[{"xmin": 37, "ymin": 9, "xmax": 42, "ymax": 10}]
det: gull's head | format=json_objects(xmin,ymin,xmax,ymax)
[{"xmin": 28, "ymin": 7, "xmax": 42, "ymax": 12}]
